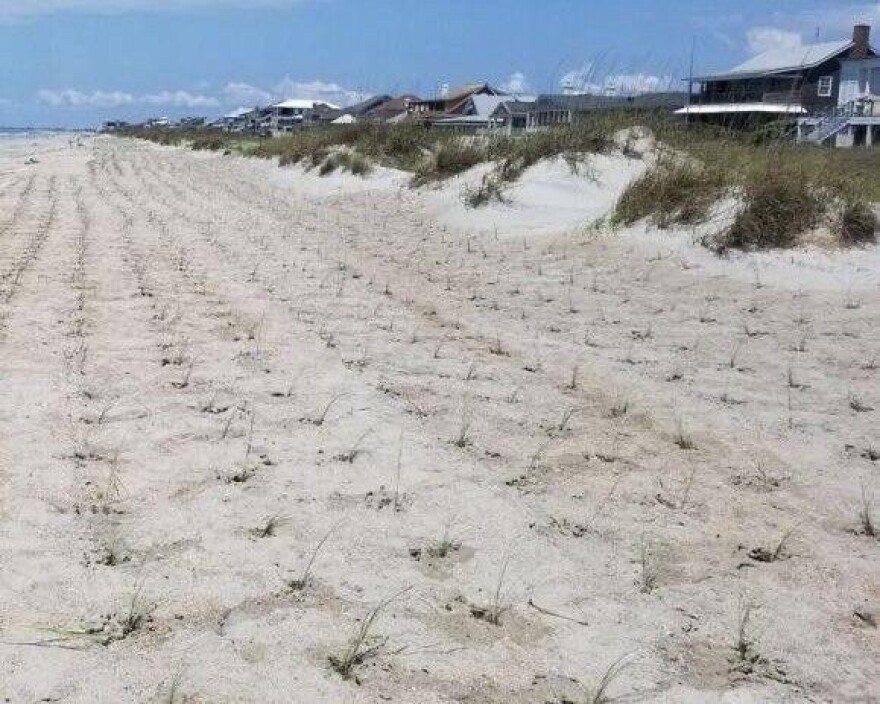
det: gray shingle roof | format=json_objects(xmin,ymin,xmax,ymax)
[{"xmin": 694, "ymin": 40, "xmax": 854, "ymax": 81}]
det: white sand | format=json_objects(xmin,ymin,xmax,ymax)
[{"xmin": 0, "ymin": 136, "xmax": 877, "ymax": 703}]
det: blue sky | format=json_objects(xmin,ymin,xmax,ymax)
[{"xmin": 0, "ymin": 0, "xmax": 877, "ymax": 127}]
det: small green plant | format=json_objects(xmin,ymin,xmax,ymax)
[
  {"xmin": 672, "ymin": 417, "xmax": 696, "ymax": 450},
  {"xmin": 859, "ymin": 484, "xmax": 875, "ymax": 537},
  {"xmin": 288, "ymin": 524, "xmax": 337, "ymax": 591},
  {"xmin": 464, "ymin": 171, "xmax": 508, "ymax": 208},
  {"xmin": 302, "ymin": 393, "xmax": 350, "ymax": 426},
  {"xmin": 452, "ymin": 418, "xmax": 472, "ymax": 448},
  {"xmin": 335, "ymin": 430, "xmax": 372, "ymax": 464},
  {"xmin": 470, "ymin": 555, "xmax": 511, "ymax": 626},
  {"xmin": 329, "ymin": 587, "xmax": 410, "ymax": 681},
  {"xmin": 588, "ymin": 655, "xmax": 635, "ymax": 704},
  {"xmin": 637, "ymin": 537, "xmax": 657, "ymax": 594},
  {"xmin": 253, "ymin": 512, "xmax": 288, "ymax": 539}
]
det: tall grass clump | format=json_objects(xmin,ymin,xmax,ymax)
[
  {"xmin": 412, "ymin": 138, "xmax": 486, "ymax": 185},
  {"xmin": 716, "ymin": 166, "xmax": 822, "ymax": 251},
  {"xmin": 612, "ymin": 155, "xmax": 725, "ymax": 228},
  {"xmin": 319, "ymin": 151, "xmax": 372, "ymax": 177},
  {"xmin": 488, "ymin": 122, "xmax": 614, "ymax": 185},
  {"xmin": 191, "ymin": 135, "xmax": 228, "ymax": 152},
  {"xmin": 835, "ymin": 198, "xmax": 878, "ymax": 245}
]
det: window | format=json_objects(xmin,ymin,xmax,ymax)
[{"xmin": 818, "ymin": 76, "xmax": 834, "ymax": 97}]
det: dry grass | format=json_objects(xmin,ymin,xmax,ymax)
[
  {"xmin": 612, "ymin": 155, "xmax": 724, "ymax": 229},
  {"xmin": 835, "ymin": 198, "xmax": 878, "ymax": 245},
  {"xmin": 125, "ymin": 118, "xmax": 880, "ymax": 249},
  {"xmin": 716, "ymin": 167, "xmax": 823, "ymax": 251}
]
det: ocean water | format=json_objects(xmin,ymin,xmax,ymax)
[{"xmin": 0, "ymin": 128, "xmax": 86, "ymax": 140}]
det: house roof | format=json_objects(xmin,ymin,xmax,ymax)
[
  {"xmin": 338, "ymin": 95, "xmax": 392, "ymax": 116},
  {"xmin": 360, "ymin": 95, "xmax": 421, "ymax": 121},
  {"xmin": 468, "ymin": 94, "xmax": 531, "ymax": 117},
  {"xmin": 445, "ymin": 83, "xmax": 497, "ymax": 102},
  {"xmin": 223, "ymin": 107, "xmax": 253, "ymax": 119},
  {"xmin": 491, "ymin": 99, "xmax": 539, "ymax": 116},
  {"xmin": 694, "ymin": 40, "xmax": 856, "ymax": 81},
  {"xmin": 273, "ymin": 98, "xmax": 341, "ymax": 110},
  {"xmin": 414, "ymin": 83, "xmax": 504, "ymax": 107}
]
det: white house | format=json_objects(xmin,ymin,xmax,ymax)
[{"xmin": 268, "ymin": 99, "xmax": 340, "ymax": 133}]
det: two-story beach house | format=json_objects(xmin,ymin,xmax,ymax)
[{"xmin": 678, "ymin": 24, "xmax": 875, "ymax": 141}]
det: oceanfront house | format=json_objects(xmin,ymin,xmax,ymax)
[
  {"xmin": 433, "ymin": 94, "xmax": 535, "ymax": 132},
  {"xmin": 488, "ymin": 100, "xmax": 536, "ymax": 132},
  {"xmin": 213, "ymin": 107, "xmax": 253, "ymax": 131},
  {"xmin": 679, "ymin": 24, "xmax": 875, "ymax": 137},
  {"xmin": 324, "ymin": 95, "xmax": 392, "ymax": 123},
  {"xmin": 323, "ymin": 95, "xmax": 422, "ymax": 124},
  {"xmin": 488, "ymin": 92, "xmax": 687, "ymax": 132},
  {"xmin": 268, "ymin": 99, "xmax": 340, "ymax": 133},
  {"xmin": 410, "ymin": 83, "xmax": 505, "ymax": 120},
  {"xmin": 100, "ymin": 120, "xmax": 131, "ymax": 133}
]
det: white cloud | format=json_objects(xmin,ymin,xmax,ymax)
[
  {"xmin": 792, "ymin": 3, "xmax": 880, "ymax": 37},
  {"xmin": 273, "ymin": 78, "xmax": 363, "ymax": 107},
  {"xmin": 219, "ymin": 79, "xmax": 364, "ymax": 108},
  {"xmin": 222, "ymin": 82, "xmax": 276, "ymax": 106},
  {"xmin": 0, "ymin": 0, "xmax": 312, "ymax": 19},
  {"xmin": 746, "ymin": 27, "xmax": 804, "ymax": 55},
  {"xmin": 560, "ymin": 66, "xmax": 673, "ymax": 96},
  {"xmin": 743, "ymin": 3, "xmax": 880, "ymax": 53},
  {"xmin": 37, "ymin": 88, "xmax": 218, "ymax": 108},
  {"xmin": 500, "ymin": 71, "xmax": 530, "ymax": 94},
  {"xmin": 37, "ymin": 78, "xmax": 364, "ymax": 111}
]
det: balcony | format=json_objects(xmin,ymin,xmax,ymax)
[{"xmin": 692, "ymin": 89, "xmax": 804, "ymax": 106}]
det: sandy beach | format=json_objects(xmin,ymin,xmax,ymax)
[{"xmin": 0, "ymin": 135, "xmax": 877, "ymax": 703}]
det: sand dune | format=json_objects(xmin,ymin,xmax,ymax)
[{"xmin": 0, "ymin": 135, "xmax": 876, "ymax": 703}]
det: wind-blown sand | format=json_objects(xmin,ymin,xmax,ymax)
[{"xmin": 0, "ymin": 135, "xmax": 877, "ymax": 703}]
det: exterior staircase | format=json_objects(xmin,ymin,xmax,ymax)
[{"xmin": 801, "ymin": 114, "xmax": 851, "ymax": 144}]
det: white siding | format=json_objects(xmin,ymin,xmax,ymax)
[{"xmin": 840, "ymin": 57, "xmax": 880, "ymax": 104}]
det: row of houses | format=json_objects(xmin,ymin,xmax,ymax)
[
  {"xmin": 209, "ymin": 84, "xmax": 690, "ymax": 136},
  {"xmin": 108, "ymin": 23, "xmax": 880, "ymax": 148}
]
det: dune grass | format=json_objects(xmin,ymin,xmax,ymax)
[
  {"xmin": 612, "ymin": 155, "xmax": 725, "ymax": 229},
  {"xmin": 615, "ymin": 119, "xmax": 878, "ymax": 249},
  {"xmin": 123, "ymin": 116, "xmax": 879, "ymax": 249}
]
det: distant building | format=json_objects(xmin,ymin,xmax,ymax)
[
  {"xmin": 268, "ymin": 99, "xmax": 340, "ymax": 133},
  {"xmin": 323, "ymin": 95, "xmax": 392, "ymax": 123},
  {"xmin": 410, "ymin": 83, "xmax": 506, "ymax": 120},
  {"xmin": 510, "ymin": 92, "xmax": 688, "ymax": 131},
  {"xmin": 323, "ymin": 94, "xmax": 423, "ymax": 124},
  {"xmin": 433, "ymin": 94, "xmax": 536, "ymax": 132},
  {"xmin": 100, "ymin": 120, "xmax": 130, "ymax": 133}
]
